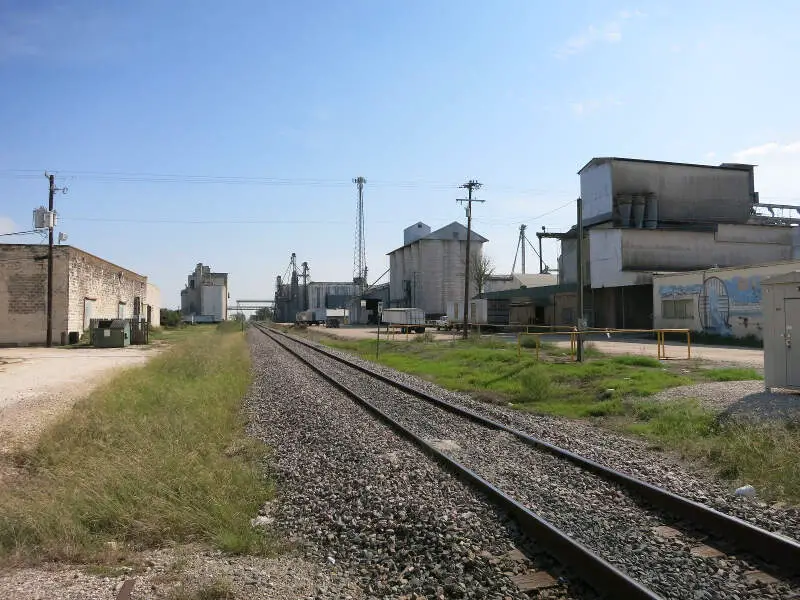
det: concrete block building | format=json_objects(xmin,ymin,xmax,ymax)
[
  {"xmin": 388, "ymin": 221, "xmax": 488, "ymax": 316},
  {"xmin": 180, "ymin": 263, "xmax": 228, "ymax": 323},
  {"xmin": 558, "ymin": 157, "xmax": 800, "ymax": 329},
  {"xmin": 653, "ymin": 259, "xmax": 800, "ymax": 340},
  {"xmin": 0, "ymin": 244, "xmax": 159, "ymax": 346}
]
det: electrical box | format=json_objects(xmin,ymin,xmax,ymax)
[
  {"xmin": 762, "ymin": 271, "xmax": 800, "ymax": 391},
  {"xmin": 33, "ymin": 207, "xmax": 57, "ymax": 229}
]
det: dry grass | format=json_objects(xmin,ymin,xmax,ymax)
[{"xmin": 0, "ymin": 325, "xmax": 274, "ymax": 564}]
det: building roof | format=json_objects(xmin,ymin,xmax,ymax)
[
  {"xmin": 763, "ymin": 271, "xmax": 800, "ymax": 285},
  {"xmin": 481, "ymin": 283, "xmax": 577, "ymax": 302},
  {"xmin": 652, "ymin": 258, "xmax": 800, "ymax": 281},
  {"xmin": 578, "ymin": 156, "xmax": 755, "ymax": 175},
  {"xmin": 387, "ymin": 221, "xmax": 488, "ymax": 254}
]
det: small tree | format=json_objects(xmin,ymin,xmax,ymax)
[
  {"xmin": 160, "ymin": 308, "xmax": 182, "ymax": 327},
  {"xmin": 470, "ymin": 253, "xmax": 495, "ymax": 295}
]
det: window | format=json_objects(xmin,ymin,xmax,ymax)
[
  {"xmin": 118, "ymin": 302, "xmax": 126, "ymax": 318},
  {"xmin": 662, "ymin": 299, "xmax": 694, "ymax": 319}
]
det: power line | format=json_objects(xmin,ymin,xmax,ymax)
[
  {"xmin": 0, "ymin": 229, "xmax": 40, "ymax": 237},
  {"xmin": 0, "ymin": 169, "xmax": 570, "ymax": 196}
]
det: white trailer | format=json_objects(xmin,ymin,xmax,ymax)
[
  {"xmin": 446, "ymin": 299, "xmax": 489, "ymax": 327},
  {"xmin": 295, "ymin": 309, "xmax": 313, "ymax": 325},
  {"xmin": 381, "ymin": 307, "xmax": 426, "ymax": 333},
  {"xmin": 312, "ymin": 307, "xmax": 327, "ymax": 325}
]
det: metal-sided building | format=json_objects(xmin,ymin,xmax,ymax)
[
  {"xmin": 0, "ymin": 244, "xmax": 159, "ymax": 346},
  {"xmin": 558, "ymin": 157, "xmax": 799, "ymax": 329},
  {"xmin": 388, "ymin": 221, "xmax": 488, "ymax": 316},
  {"xmin": 180, "ymin": 263, "xmax": 228, "ymax": 323}
]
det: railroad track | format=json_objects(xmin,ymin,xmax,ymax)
[{"xmin": 253, "ymin": 324, "xmax": 799, "ymax": 599}]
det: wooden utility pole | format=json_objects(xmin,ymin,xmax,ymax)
[
  {"xmin": 576, "ymin": 197, "xmax": 585, "ymax": 362},
  {"xmin": 46, "ymin": 174, "xmax": 55, "ymax": 348},
  {"xmin": 457, "ymin": 180, "xmax": 484, "ymax": 339}
]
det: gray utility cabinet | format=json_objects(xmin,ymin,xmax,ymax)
[{"xmin": 762, "ymin": 271, "xmax": 800, "ymax": 391}]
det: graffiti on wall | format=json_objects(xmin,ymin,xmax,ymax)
[{"xmin": 659, "ymin": 275, "xmax": 763, "ymax": 336}]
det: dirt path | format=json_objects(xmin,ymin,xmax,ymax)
[{"xmin": 0, "ymin": 346, "xmax": 156, "ymax": 452}]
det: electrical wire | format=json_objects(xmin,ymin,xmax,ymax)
[{"xmin": 0, "ymin": 229, "xmax": 41, "ymax": 237}]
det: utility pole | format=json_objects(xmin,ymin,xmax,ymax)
[
  {"xmin": 539, "ymin": 226, "xmax": 545, "ymax": 274},
  {"xmin": 45, "ymin": 174, "xmax": 55, "ymax": 347},
  {"xmin": 576, "ymin": 197, "xmax": 585, "ymax": 362},
  {"xmin": 457, "ymin": 180, "xmax": 484, "ymax": 339},
  {"xmin": 300, "ymin": 261, "xmax": 310, "ymax": 311}
]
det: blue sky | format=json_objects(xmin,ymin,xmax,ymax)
[{"xmin": 1, "ymin": 1, "xmax": 799, "ymax": 307}]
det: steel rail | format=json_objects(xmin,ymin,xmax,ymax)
[
  {"xmin": 255, "ymin": 324, "xmax": 662, "ymax": 599},
  {"xmin": 260, "ymin": 325, "xmax": 800, "ymax": 575}
]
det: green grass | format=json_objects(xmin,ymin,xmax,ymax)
[
  {"xmin": 325, "ymin": 337, "xmax": 691, "ymax": 418},
  {"xmin": 701, "ymin": 367, "xmax": 763, "ymax": 381},
  {"xmin": 0, "ymin": 325, "xmax": 273, "ymax": 564},
  {"xmin": 321, "ymin": 334, "xmax": 800, "ymax": 502}
]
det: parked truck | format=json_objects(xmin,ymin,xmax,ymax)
[{"xmin": 381, "ymin": 307, "xmax": 426, "ymax": 333}]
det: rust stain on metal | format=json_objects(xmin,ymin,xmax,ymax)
[
  {"xmin": 512, "ymin": 571, "xmax": 558, "ymax": 591},
  {"xmin": 115, "ymin": 579, "xmax": 135, "ymax": 600}
]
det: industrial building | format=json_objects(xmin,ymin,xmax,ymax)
[
  {"xmin": 484, "ymin": 273, "xmax": 558, "ymax": 294},
  {"xmin": 652, "ymin": 259, "xmax": 800, "ymax": 340},
  {"xmin": 180, "ymin": 263, "xmax": 228, "ymax": 323},
  {"xmin": 0, "ymin": 244, "xmax": 160, "ymax": 346},
  {"xmin": 557, "ymin": 157, "xmax": 800, "ymax": 329},
  {"xmin": 388, "ymin": 221, "xmax": 488, "ymax": 316}
]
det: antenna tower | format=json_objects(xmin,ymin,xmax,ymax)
[{"xmin": 352, "ymin": 176, "xmax": 367, "ymax": 293}]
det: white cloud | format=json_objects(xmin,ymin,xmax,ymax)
[
  {"xmin": 555, "ymin": 10, "xmax": 643, "ymax": 58},
  {"xmin": 0, "ymin": 216, "xmax": 18, "ymax": 236},
  {"xmin": 731, "ymin": 141, "xmax": 800, "ymax": 202},
  {"xmin": 704, "ymin": 151, "xmax": 716, "ymax": 160}
]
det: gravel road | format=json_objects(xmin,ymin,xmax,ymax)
[
  {"xmin": 267, "ymin": 330, "xmax": 798, "ymax": 600},
  {"xmin": 247, "ymin": 329, "xmax": 590, "ymax": 599},
  {"xmin": 0, "ymin": 346, "xmax": 155, "ymax": 452}
]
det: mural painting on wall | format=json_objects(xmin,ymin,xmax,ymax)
[{"xmin": 659, "ymin": 275, "xmax": 763, "ymax": 336}]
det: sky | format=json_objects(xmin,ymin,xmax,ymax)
[{"xmin": 1, "ymin": 0, "xmax": 799, "ymax": 308}]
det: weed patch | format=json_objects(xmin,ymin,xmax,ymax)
[{"xmin": 0, "ymin": 327, "xmax": 273, "ymax": 564}]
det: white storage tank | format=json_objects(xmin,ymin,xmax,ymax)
[{"xmin": 762, "ymin": 271, "xmax": 800, "ymax": 391}]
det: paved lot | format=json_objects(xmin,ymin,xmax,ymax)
[{"xmin": 0, "ymin": 346, "xmax": 156, "ymax": 451}]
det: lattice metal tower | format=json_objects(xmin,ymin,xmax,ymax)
[{"xmin": 352, "ymin": 176, "xmax": 367, "ymax": 293}]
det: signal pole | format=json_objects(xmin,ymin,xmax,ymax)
[
  {"xmin": 46, "ymin": 174, "xmax": 55, "ymax": 347},
  {"xmin": 457, "ymin": 180, "xmax": 484, "ymax": 339},
  {"xmin": 576, "ymin": 197, "xmax": 585, "ymax": 362}
]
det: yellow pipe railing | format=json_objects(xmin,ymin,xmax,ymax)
[{"xmin": 517, "ymin": 328, "xmax": 692, "ymax": 361}]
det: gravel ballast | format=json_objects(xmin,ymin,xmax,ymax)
[
  {"xmin": 314, "ymin": 337, "xmax": 800, "ymax": 543},
  {"xmin": 246, "ymin": 329, "xmax": 588, "ymax": 599},
  {"xmin": 269, "ymin": 330, "xmax": 798, "ymax": 600}
]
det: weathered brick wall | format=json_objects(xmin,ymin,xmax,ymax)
[
  {"xmin": 66, "ymin": 248, "xmax": 148, "ymax": 336},
  {"xmin": 0, "ymin": 245, "xmax": 69, "ymax": 346}
]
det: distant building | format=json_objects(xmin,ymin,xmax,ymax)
[
  {"xmin": 558, "ymin": 156, "xmax": 800, "ymax": 328},
  {"xmin": 0, "ymin": 244, "xmax": 159, "ymax": 346},
  {"xmin": 180, "ymin": 263, "xmax": 228, "ymax": 323},
  {"xmin": 307, "ymin": 281, "xmax": 358, "ymax": 312},
  {"xmin": 388, "ymin": 221, "xmax": 488, "ymax": 316}
]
